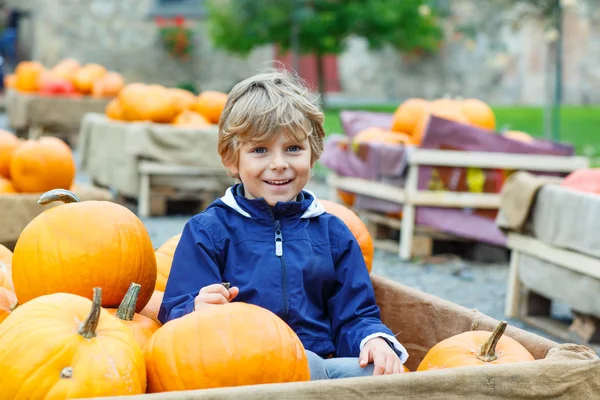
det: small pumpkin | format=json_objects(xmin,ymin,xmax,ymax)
[
  {"xmin": 119, "ymin": 83, "xmax": 179, "ymax": 123},
  {"xmin": 0, "ymin": 287, "xmax": 17, "ymax": 323},
  {"xmin": 0, "ymin": 129, "xmax": 20, "ymax": 179},
  {"xmin": 172, "ymin": 109, "xmax": 212, "ymax": 127},
  {"xmin": 50, "ymin": 58, "xmax": 81, "ymax": 82},
  {"xmin": 319, "ymin": 199, "xmax": 374, "ymax": 273},
  {"xmin": 461, "ymin": 98, "xmax": 496, "ymax": 131},
  {"xmin": 0, "ymin": 245, "xmax": 13, "ymax": 292},
  {"xmin": 190, "ymin": 90, "xmax": 228, "ymax": 124},
  {"xmin": 170, "ymin": 88, "xmax": 196, "ymax": 113},
  {"xmin": 12, "ymin": 189, "xmax": 157, "ymax": 311},
  {"xmin": 9, "ymin": 136, "xmax": 76, "ymax": 193},
  {"xmin": 144, "ymin": 302, "xmax": 309, "ymax": 392},
  {"xmin": 417, "ymin": 321, "xmax": 535, "ymax": 371},
  {"xmin": 0, "ymin": 177, "xmax": 16, "ymax": 194},
  {"xmin": 14, "ymin": 61, "xmax": 45, "ymax": 92},
  {"xmin": 73, "ymin": 63, "xmax": 108, "ymax": 94},
  {"xmin": 3, "ymin": 73, "xmax": 15, "ymax": 89},
  {"xmin": 107, "ymin": 283, "xmax": 160, "ymax": 348},
  {"xmin": 354, "ymin": 127, "xmax": 413, "ymax": 146},
  {"xmin": 503, "ymin": 130, "xmax": 534, "ymax": 143},
  {"xmin": 391, "ymin": 98, "xmax": 430, "ymax": 136},
  {"xmin": 139, "ymin": 290, "xmax": 164, "ymax": 326},
  {"xmin": 337, "ymin": 190, "xmax": 356, "ymax": 207},
  {"xmin": 561, "ymin": 168, "xmax": 600, "ymax": 195},
  {"xmin": 91, "ymin": 71, "xmax": 125, "ymax": 98},
  {"xmin": 0, "ymin": 288, "xmax": 146, "ymax": 397},
  {"xmin": 37, "ymin": 71, "xmax": 76, "ymax": 96},
  {"xmin": 154, "ymin": 233, "xmax": 181, "ymax": 292},
  {"xmin": 105, "ymin": 98, "xmax": 125, "ymax": 120}
]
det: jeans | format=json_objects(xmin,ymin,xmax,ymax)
[{"xmin": 306, "ymin": 350, "xmax": 374, "ymax": 380}]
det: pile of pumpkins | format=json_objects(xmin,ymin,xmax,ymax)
[
  {"xmin": 5, "ymin": 58, "xmax": 125, "ymax": 98},
  {"xmin": 104, "ymin": 83, "xmax": 228, "ymax": 128},
  {"xmin": 352, "ymin": 97, "xmax": 535, "ymax": 148},
  {"xmin": 0, "ymin": 189, "xmax": 536, "ymax": 397},
  {"xmin": 0, "ymin": 130, "xmax": 76, "ymax": 194}
]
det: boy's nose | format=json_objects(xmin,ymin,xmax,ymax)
[{"xmin": 269, "ymin": 153, "xmax": 289, "ymax": 170}]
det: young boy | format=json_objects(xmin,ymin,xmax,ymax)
[{"xmin": 158, "ymin": 69, "xmax": 408, "ymax": 379}]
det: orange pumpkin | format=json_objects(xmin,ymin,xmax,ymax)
[
  {"xmin": 0, "ymin": 245, "xmax": 13, "ymax": 293},
  {"xmin": 319, "ymin": 199, "xmax": 374, "ymax": 273},
  {"xmin": 0, "ymin": 287, "xmax": 17, "ymax": 323},
  {"xmin": 354, "ymin": 127, "xmax": 413, "ymax": 146},
  {"xmin": 9, "ymin": 136, "xmax": 76, "ymax": 193},
  {"xmin": 461, "ymin": 98, "xmax": 496, "ymax": 131},
  {"xmin": 12, "ymin": 189, "xmax": 157, "ymax": 312},
  {"xmin": 417, "ymin": 321, "xmax": 535, "ymax": 371},
  {"xmin": 92, "ymin": 71, "xmax": 125, "ymax": 98},
  {"xmin": 170, "ymin": 88, "xmax": 196, "ymax": 113},
  {"xmin": 561, "ymin": 169, "xmax": 600, "ymax": 195},
  {"xmin": 412, "ymin": 99, "xmax": 469, "ymax": 145},
  {"xmin": 503, "ymin": 130, "xmax": 534, "ymax": 143},
  {"xmin": 0, "ymin": 177, "xmax": 16, "ymax": 194},
  {"xmin": 190, "ymin": 90, "xmax": 228, "ymax": 124},
  {"xmin": 14, "ymin": 61, "xmax": 45, "ymax": 92},
  {"xmin": 50, "ymin": 58, "xmax": 81, "ymax": 82},
  {"xmin": 105, "ymin": 98, "xmax": 125, "ymax": 120},
  {"xmin": 154, "ymin": 233, "xmax": 181, "ymax": 291},
  {"xmin": 107, "ymin": 283, "xmax": 160, "ymax": 348},
  {"xmin": 144, "ymin": 302, "xmax": 309, "ymax": 392},
  {"xmin": 0, "ymin": 288, "xmax": 146, "ymax": 396},
  {"xmin": 73, "ymin": 63, "xmax": 108, "ymax": 94},
  {"xmin": 139, "ymin": 290, "xmax": 164, "ymax": 326},
  {"xmin": 391, "ymin": 98, "xmax": 430, "ymax": 136},
  {"xmin": 172, "ymin": 109, "xmax": 212, "ymax": 127},
  {"xmin": 337, "ymin": 190, "xmax": 356, "ymax": 207},
  {"xmin": 119, "ymin": 83, "xmax": 179, "ymax": 123},
  {"xmin": 3, "ymin": 73, "xmax": 15, "ymax": 89},
  {"xmin": 0, "ymin": 129, "xmax": 20, "ymax": 179}
]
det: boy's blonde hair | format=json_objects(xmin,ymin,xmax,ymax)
[{"xmin": 218, "ymin": 68, "xmax": 325, "ymax": 172}]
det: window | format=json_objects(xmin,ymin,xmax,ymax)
[{"xmin": 148, "ymin": 0, "xmax": 207, "ymax": 19}]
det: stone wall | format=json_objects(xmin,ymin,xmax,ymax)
[{"xmin": 7, "ymin": 0, "xmax": 600, "ymax": 105}]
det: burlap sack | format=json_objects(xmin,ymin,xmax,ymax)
[
  {"xmin": 88, "ymin": 275, "xmax": 600, "ymax": 400},
  {"xmin": 0, "ymin": 184, "xmax": 113, "ymax": 247}
]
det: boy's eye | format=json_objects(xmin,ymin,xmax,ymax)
[
  {"xmin": 288, "ymin": 145, "xmax": 302, "ymax": 152},
  {"xmin": 251, "ymin": 147, "xmax": 267, "ymax": 154}
]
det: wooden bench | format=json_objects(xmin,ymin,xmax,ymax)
[
  {"xmin": 327, "ymin": 149, "xmax": 589, "ymax": 261},
  {"xmin": 137, "ymin": 161, "xmax": 230, "ymax": 218}
]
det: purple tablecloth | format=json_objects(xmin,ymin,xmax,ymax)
[{"xmin": 321, "ymin": 111, "xmax": 574, "ymax": 246}]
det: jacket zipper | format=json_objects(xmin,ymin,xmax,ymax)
[{"xmin": 274, "ymin": 219, "xmax": 288, "ymax": 321}]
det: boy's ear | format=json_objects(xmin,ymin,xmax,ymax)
[{"xmin": 224, "ymin": 162, "xmax": 239, "ymax": 177}]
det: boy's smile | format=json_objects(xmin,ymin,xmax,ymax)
[{"xmin": 226, "ymin": 132, "xmax": 313, "ymax": 207}]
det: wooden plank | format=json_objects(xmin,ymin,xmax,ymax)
[
  {"xmin": 506, "ymin": 233, "xmax": 600, "ymax": 280},
  {"xmin": 412, "ymin": 191, "xmax": 500, "ymax": 209},
  {"xmin": 327, "ymin": 173, "xmax": 405, "ymax": 204},
  {"xmin": 138, "ymin": 161, "xmax": 228, "ymax": 176},
  {"xmin": 409, "ymin": 149, "xmax": 589, "ymax": 172}
]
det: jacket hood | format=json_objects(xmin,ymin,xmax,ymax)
[{"xmin": 219, "ymin": 184, "xmax": 326, "ymax": 219}]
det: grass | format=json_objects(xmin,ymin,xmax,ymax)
[{"xmin": 323, "ymin": 105, "xmax": 600, "ymax": 157}]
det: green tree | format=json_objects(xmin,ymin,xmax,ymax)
[{"xmin": 206, "ymin": 0, "xmax": 444, "ymax": 103}]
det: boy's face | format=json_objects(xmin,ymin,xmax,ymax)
[{"xmin": 226, "ymin": 132, "xmax": 313, "ymax": 207}]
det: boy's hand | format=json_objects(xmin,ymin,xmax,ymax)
[
  {"xmin": 359, "ymin": 337, "xmax": 405, "ymax": 375},
  {"xmin": 194, "ymin": 283, "xmax": 239, "ymax": 311}
]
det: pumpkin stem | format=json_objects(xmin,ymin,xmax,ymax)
[
  {"xmin": 476, "ymin": 321, "xmax": 508, "ymax": 362},
  {"xmin": 116, "ymin": 282, "xmax": 141, "ymax": 321},
  {"xmin": 9, "ymin": 301, "xmax": 18, "ymax": 312},
  {"xmin": 37, "ymin": 189, "xmax": 81, "ymax": 206},
  {"xmin": 78, "ymin": 287, "xmax": 102, "ymax": 339},
  {"xmin": 60, "ymin": 366, "xmax": 73, "ymax": 379}
]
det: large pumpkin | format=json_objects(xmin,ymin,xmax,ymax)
[
  {"xmin": 319, "ymin": 199, "xmax": 374, "ymax": 273},
  {"xmin": 412, "ymin": 99, "xmax": 469, "ymax": 145},
  {"xmin": 0, "ymin": 288, "xmax": 146, "ymax": 397},
  {"xmin": 0, "ymin": 287, "xmax": 17, "ymax": 323},
  {"xmin": 9, "ymin": 136, "xmax": 76, "ymax": 193},
  {"xmin": 0, "ymin": 177, "xmax": 16, "ymax": 194},
  {"xmin": 461, "ymin": 98, "xmax": 496, "ymax": 131},
  {"xmin": 12, "ymin": 189, "xmax": 157, "ymax": 311},
  {"xmin": 391, "ymin": 98, "xmax": 430, "ymax": 136},
  {"xmin": 144, "ymin": 302, "xmax": 309, "ymax": 392},
  {"xmin": 105, "ymin": 98, "xmax": 125, "ymax": 120},
  {"xmin": 107, "ymin": 283, "xmax": 160, "ymax": 349},
  {"xmin": 154, "ymin": 233, "xmax": 181, "ymax": 291},
  {"xmin": 190, "ymin": 90, "xmax": 228, "ymax": 124},
  {"xmin": 0, "ymin": 130, "xmax": 20, "ymax": 179},
  {"xmin": 0, "ymin": 245, "xmax": 13, "ymax": 292},
  {"xmin": 119, "ymin": 83, "xmax": 179, "ymax": 123},
  {"xmin": 139, "ymin": 290, "xmax": 164, "ymax": 325},
  {"xmin": 73, "ymin": 63, "xmax": 107, "ymax": 94},
  {"xmin": 417, "ymin": 321, "xmax": 535, "ymax": 371},
  {"xmin": 561, "ymin": 168, "xmax": 600, "ymax": 195}
]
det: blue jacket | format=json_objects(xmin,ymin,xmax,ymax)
[{"xmin": 159, "ymin": 184, "xmax": 408, "ymax": 362}]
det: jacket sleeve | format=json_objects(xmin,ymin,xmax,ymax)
[
  {"xmin": 158, "ymin": 218, "xmax": 223, "ymax": 324},
  {"xmin": 327, "ymin": 223, "xmax": 408, "ymax": 363}
]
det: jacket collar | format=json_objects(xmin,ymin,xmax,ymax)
[{"xmin": 220, "ymin": 184, "xmax": 325, "ymax": 219}]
